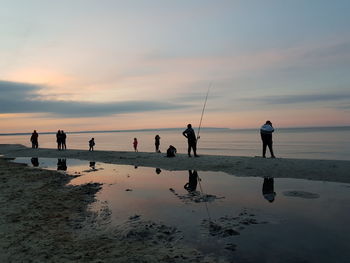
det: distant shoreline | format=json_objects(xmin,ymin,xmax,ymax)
[
  {"xmin": 1, "ymin": 144, "xmax": 350, "ymax": 183},
  {"xmin": 1, "ymin": 125, "xmax": 349, "ymax": 136}
]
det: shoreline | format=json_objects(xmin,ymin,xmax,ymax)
[{"xmin": 1, "ymin": 144, "xmax": 350, "ymax": 183}]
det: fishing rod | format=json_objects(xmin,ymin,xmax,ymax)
[{"xmin": 196, "ymin": 83, "xmax": 211, "ymax": 141}]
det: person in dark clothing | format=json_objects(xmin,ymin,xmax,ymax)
[
  {"xmin": 260, "ymin": 120, "xmax": 276, "ymax": 158},
  {"xmin": 182, "ymin": 124, "xmax": 198, "ymax": 157},
  {"xmin": 61, "ymin": 130, "xmax": 67, "ymax": 150},
  {"xmin": 31, "ymin": 157, "xmax": 39, "ymax": 167},
  {"xmin": 262, "ymin": 177, "xmax": 276, "ymax": 203},
  {"xmin": 133, "ymin": 138, "xmax": 138, "ymax": 152},
  {"xmin": 89, "ymin": 138, "xmax": 95, "ymax": 151},
  {"xmin": 56, "ymin": 130, "xmax": 62, "ymax": 150},
  {"xmin": 184, "ymin": 170, "xmax": 198, "ymax": 192},
  {"xmin": 166, "ymin": 145, "xmax": 177, "ymax": 157},
  {"xmin": 155, "ymin": 135, "xmax": 161, "ymax": 153},
  {"xmin": 30, "ymin": 130, "xmax": 39, "ymax": 149}
]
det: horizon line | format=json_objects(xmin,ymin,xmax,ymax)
[{"xmin": 1, "ymin": 125, "xmax": 350, "ymax": 136}]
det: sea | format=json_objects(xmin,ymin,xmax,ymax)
[{"xmin": 1, "ymin": 126, "xmax": 350, "ymax": 161}]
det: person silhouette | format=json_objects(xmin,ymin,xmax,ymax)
[
  {"xmin": 89, "ymin": 138, "xmax": 95, "ymax": 151},
  {"xmin": 56, "ymin": 130, "xmax": 62, "ymax": 150},
  {"xmin": 61, "ymin": 130, "xmax": 67, "ymax": 150},
  {"xmin": 30, "ymin": 130, "xmax": 39, "ymax": 149},
  {"xmin": 184, "ymin": 170, "xmax": 199, "ymax": 192},
  {"xmin": 166, "ymin": 145, "xmax": 177, "ymax": 157},
  {"xmin": 182, "ymin": 124, "xmax": 198, "ymax": 157},
  {"xmin": 260, "ymin": 120, "xmax": 276, "ymax": 158},
  {"xmin": 262, "ymin": 177, "xmax": 276, "ymax": 203},
  {"xmin": 133, "ymin": 138, "xmax": 138, "ymax": 152},
  {"xmin": 155, "ymin": 135, "xmax": 161, "ymax": 153},
  {"xmin": 31, "ymin": 157, "xmax": 39, "ymax": 167},
  {"xmin": 57, "ymin": 158, "xmax": 67, "ymax": 171}
]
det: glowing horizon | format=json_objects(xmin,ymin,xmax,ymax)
[{"xmin": 1, "ymin": 0, "xmax": 349, "ymax": 133}]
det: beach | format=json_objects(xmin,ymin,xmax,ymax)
[
  {"xmin": 1, "ymin": 144, "xmax": 350, "ymax": 183},
  {"xmin": 1, "ymin": 144, "xmax": 350, "ymax": 262},
  {"xmin": 0, "ymin": 150, "xmax": 207, "ymax": 262}
]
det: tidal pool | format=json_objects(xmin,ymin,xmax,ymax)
[{"xmin": 13, "ymin": 157, "xmax": 350, "ymax": 263}]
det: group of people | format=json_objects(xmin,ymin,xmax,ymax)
[
  {"xmin": 56, "ymin": 130, "xmax": 67, "ymax": 150},
  {"xmin": 29, "ymin": 120, "xmax": 276, "ymax": 158}
]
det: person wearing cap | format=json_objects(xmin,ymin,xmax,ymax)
[{"xmin": 260, "ymin": 120, "xmax": 276, "ymax": 158}]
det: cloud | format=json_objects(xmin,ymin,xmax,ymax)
[{"xmin": 0, "ymin": 80, "xmax": 188, "ymax": 117}]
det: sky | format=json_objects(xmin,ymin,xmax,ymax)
[{"xmin": 1, "ymin": 0, "xmax": 350, "ymax": 132}]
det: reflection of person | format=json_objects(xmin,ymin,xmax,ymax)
[
  {"xmin": 262, "ymin": 177, "xmax": 276, "ymax": 203},
  {"xmin": 184, "ymin": 170, "xmax": 198, "ymax": 192},
  {"xmin": 182, "ymin": 124, "xmax": 198, "ymax": 157},
  {"xmin": 31, "ymin": 157, "xmax": 39, "ymax": 167},
  {"xmin": 260, "ymin": 121, "xmax": 276, "ymax": 158},
  {"xmin": 155, "ymin": 168, "xmax": 162, "ymax": 174},
  {"xmin": 30, "ymin": 130, "xmax": 39, "ymax": 149},
  {"xmin": 166, "ymin": 145, "xmax": 177, "ymax": 157},
  {"xmin": 155, "ymin": 135, "xmax": 161, "ymax": 153},
  {"xmin": 57, "ymin": 158, "xmax": 67, "ymax": 171},
  {"xmin": 89, "ymin": 138, "xmax": 95, "ymax": 151},
  {"xmin": 133, "ymin": 138, "xmax": 138, "ymax": 152}
]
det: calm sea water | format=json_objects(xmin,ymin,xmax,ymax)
[{"xmin": 1, "ymin": 127, "xmax": 350, "ymax": 160}]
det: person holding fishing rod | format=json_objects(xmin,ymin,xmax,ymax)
[
  {"xmin": 183, "ymin": 124, "xmax": 199, "ymax": 157},
  {"xmin": 182, "ymin": 85, "xmax": 210, "ymax": 158}
]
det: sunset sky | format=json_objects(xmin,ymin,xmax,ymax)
[{"xmin": 1, "ymin": 0, "xmax": 350, "ymax": 133}]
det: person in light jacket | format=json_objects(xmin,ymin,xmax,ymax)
[{"xmin": 260, "ymin": 120, "xmax": 276, "ymax": 158}]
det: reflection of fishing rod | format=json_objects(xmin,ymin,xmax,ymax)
[
  {"xmin": 197, "ymin": 174, "xmax": 212, "ymax": 222},
  {"xmin": 197, "ymin": 83, "xmax": 211, "ymax": 141}
]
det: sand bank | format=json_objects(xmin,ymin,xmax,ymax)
[{"xmin": 1, "ymin": 144, "xmax": 350, "ymax": 183}]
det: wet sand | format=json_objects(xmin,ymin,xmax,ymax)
[
  {"xmin": 1, "ymin": 144, "xmax": 350, "ymax": 262},
  {"xmin": 1, "ymin": 144, "xmax": 350, "ymax": 183},
  {"xmin": 0, "ymin": 157, "xmax": 217, "ymax": 262}
]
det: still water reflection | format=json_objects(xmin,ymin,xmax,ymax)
[{"xmin": 12, "ymin": 157, "xmax": 350, "ymax": 263}]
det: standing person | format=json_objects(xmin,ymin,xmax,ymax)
[
  {"xmin": 61, "ymin": 130, "xmax": 67, "ymax": 150},
  {"xmin": 56, "ymin": 130, "xmax": 62, "ymax": 150},
  {"xmin": 89, "ymin": 138, "xmax": 95, "ymax": 151},
  {"xmin": 182, "ymin": 124, "xmax": 198, "ymax": 157},
  {"xmin": 30, "ymin": 130, "xmax": 39, "ymax": 149},
  {"xmin": 155, "ymin": 135, "xmax": 161, "ymax": 153},
  {"xmin": 260, "ymin": 120, "xmax": 276, "ymax": 158},
  {"xmin": 133, "ymin": 138, "xmax": 138, "ymax": 152}
]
